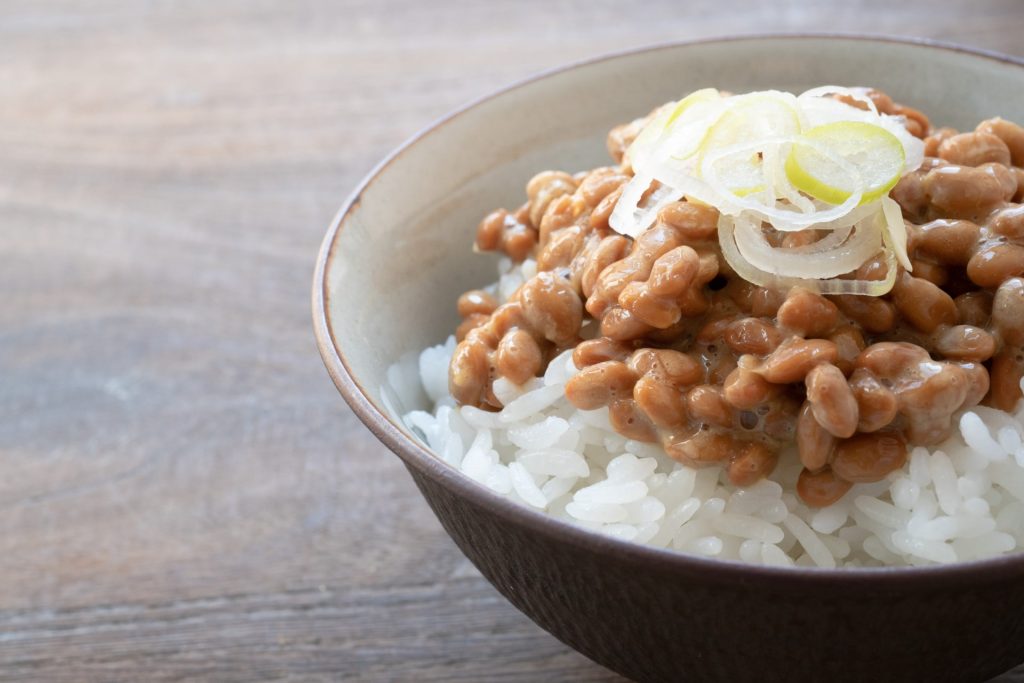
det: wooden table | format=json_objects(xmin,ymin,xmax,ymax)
[{"xmin": 4, "ymin": 2, "xmax": 1024, "ymax": 680}]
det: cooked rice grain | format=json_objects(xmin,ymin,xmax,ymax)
[{"xmin": 389, "ymin": 264, "xmax": 1024, "ymax": 568}]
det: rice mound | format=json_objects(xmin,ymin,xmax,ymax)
[{"xmin": 390, "ymin": 259, "xmax": 1024, "ymax": 568}]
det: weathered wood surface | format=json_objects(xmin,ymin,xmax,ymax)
[{"xmin": 2, "ymin": 1, "xmax": 1024, "ymax": 680}]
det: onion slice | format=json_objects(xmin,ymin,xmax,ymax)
[
  {"xmin": 608, "ymin": 173, "xmax": 685, "ymax": 238},
  {"xmin": 881, "ymin": 195, "xmax": 913, "ymax": 271},
  {"xmin": 610, "ymin": 86, "xmax": 922, "ymax": 297},
  {"xmin": 718, "ymin": 214, "xmax": 898, "ymax": 296},
  {"xmin": 799, "ymin": 85, "xmax": 879, "ymax": 116},
  {"xmin": 699, "ymin": 136, "xmax": 865, "ymax": 230},
  {"xmin": 733, "ymin": 214, "xmax": 882, "ymax": 279}
]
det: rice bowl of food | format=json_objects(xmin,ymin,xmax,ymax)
[{"xmin": 314, "ymin": 36, "xmax": 1024, "ymax": 682}]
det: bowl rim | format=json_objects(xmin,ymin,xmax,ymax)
[{"xmin": 313, "ymin": 33, "xmax": 1024, "ymax": 587}]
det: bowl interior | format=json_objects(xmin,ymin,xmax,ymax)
[{"xmin": 321, "ymin": 35, "xmax": 1024, "ymax": 439}]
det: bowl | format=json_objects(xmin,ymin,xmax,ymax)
[{"xmin": 314, "ymin": 36, "xmax": 1024, "ymax": 683}]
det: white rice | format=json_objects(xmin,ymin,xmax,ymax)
[{"xmin": 389, "ymin": 259, "xmax": 1024, "ymax": 568}]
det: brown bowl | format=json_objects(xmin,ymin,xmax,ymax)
[{"xmin": 314, "ymin": 36, "xmax": 1024, "ymax": 682}]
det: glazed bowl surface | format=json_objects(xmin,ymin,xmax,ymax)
[{"xmin": 314, "ymin": 36, "xmax": 1024, "ymax": 683}]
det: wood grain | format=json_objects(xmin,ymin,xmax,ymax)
[{"xmin": 2, "ymin": 1, "xmax": 1024, "ymax": 680}]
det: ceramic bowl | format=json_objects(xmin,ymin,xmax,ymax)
[{"xmin": 314, "ymin": 36, "xmax": 1024, "ymax": 683}]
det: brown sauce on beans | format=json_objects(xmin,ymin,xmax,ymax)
[{"xmin": 450, "ymin": 90, "xmax": 1024, "ymax": 507}]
